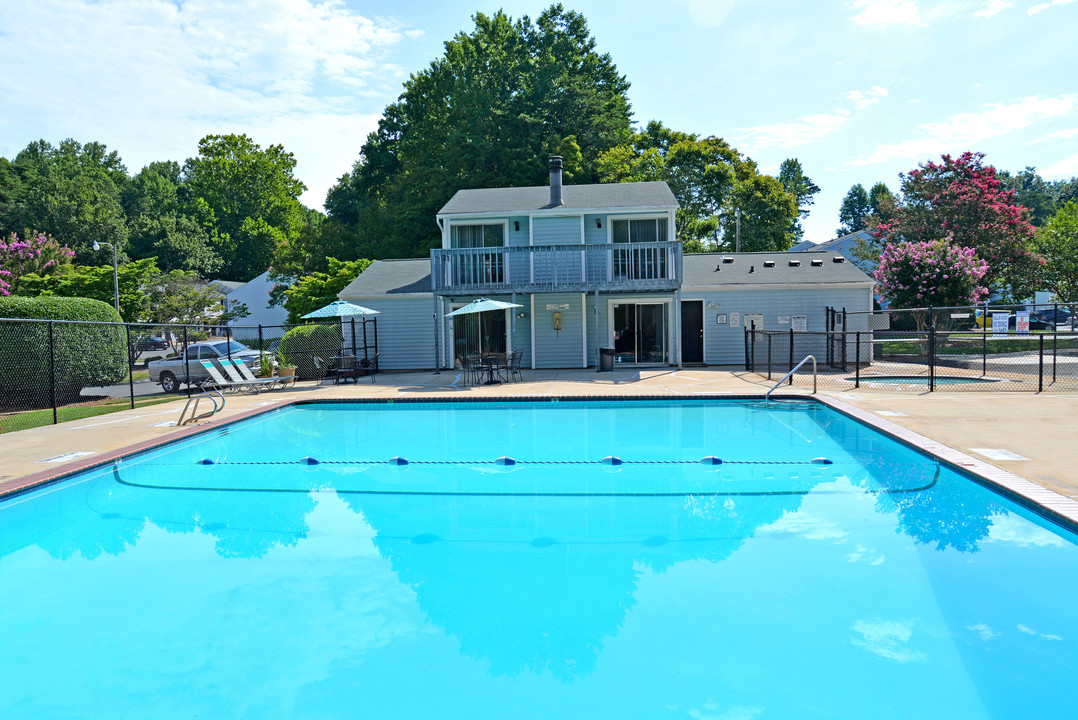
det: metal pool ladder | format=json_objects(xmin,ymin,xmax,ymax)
[
  {"xmin": 765, "ymin": 355, "xmax": 817, "ymax": 404},
  {"xmin": 178, "ymin": 389, "xmax": 226, "ymax": 426}
]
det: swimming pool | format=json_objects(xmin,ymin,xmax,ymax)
[
  {"xmin": 853, "ymin": 375, "xmax": 1000, "ymax": 388},
  {"xmin": 1, "ymin": 399, "xmax": 1075, "ymax": 718}
]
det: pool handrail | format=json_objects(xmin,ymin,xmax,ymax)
[
  {"xmin": 178, "ymin": 389, "xmax": 226, "ymax": 426},
  {"xmin": 765, "ymin": 355, "xmax": 817, "ymax": 403}
]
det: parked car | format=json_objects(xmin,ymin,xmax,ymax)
[
  {"xmin": 134, "ymin": 335, "xmax": 169, "ymax": 351},
  {"xmin": 148, "ymin": 340, "xmax": 263, "ymax": 393},
  {"xmin": 974, "ymin": 310, "xmax": 1054, "ymax": 330},
  {"xmin": 1038, "ymin": 308, "xmax": 1073, "ymax": 325}
]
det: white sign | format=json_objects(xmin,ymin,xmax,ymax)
[
  {"xmin": 715, "ymin": 314, "xmax": 727, "ymax": 324},
  {"xmin": 1015, "ymin": 310, "xmax": 1030, "ymax": 335},
  {"xmin": 777, "ymin": 316, "xmax": 790, "ymax": 324},
  {"xmin": 991, "ymin": 312, "xmax": 1010, "ymax": 336},
  {"xmin": 744, "ymin": 313, "xmax": 764, "ymax": 330},
  {"xmin": 791, "ymin": 315, "xmax": 808, "ymax": 332},
  {"xmin": 950, "ymin": 312, "xmax": 970, "ymax": 319},
  {"xmin": 729, "ymin": 312, "xmax": 740, "ymax": 328},
  {"xmin": 545, "ymin": 304, "xmax": 569, "ymax": 311}
]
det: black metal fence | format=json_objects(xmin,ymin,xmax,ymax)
[
  {"xmin": 0, "ymin": 316, "xmax": 378, "ymax": 433},
  {"xmin": 746, "ymin": 326, "xmax": 1078, "ymax": 392}
]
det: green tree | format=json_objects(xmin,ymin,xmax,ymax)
[
  {"xmin": 836, "ymin": 184, "xmax": 871, "ymax": 236},
  {"xmin": 723, "ymin": 174, "xmax": 799, "ymax": 252},
  {"xmin": 17, "ymin": 258, "xmax": 161, "ymax": 322},
  {"xmin": 1030, "ymin": 201, "xmax": 1078, "ymax": 302},
  {"xmin": 144, "ymin": 269, "xmax": 237, "ymax": 326},
  {"xmin": 867, "ymin": 181, "xmax": 897, "ymax": 222},
  {"xmin": 183, "ymin": 134, "xmax": 308, "ymax": 281},
  {"xmin": 778, "ymin": 159, "xmax": 820, "ymax": 243},
  {"xmin": 282, "ymin": 258, "xmax": 372, "ymax": 323},
  {"xmin": 124, "ymin": 163, "xmax": 221, "ymax": 275},
  {"xmin": 325, "ymin": 5, "xmax": 633, "ymax": 259},
  {"xmin": 997, "ymin": 166, "xmax": 1057, "ymax": 226},
  {"xmin": 4, "ymin": 139, "xmax": 129, "ymax": 263}
]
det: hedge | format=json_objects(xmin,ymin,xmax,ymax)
[
  {"xmin": 0, "ymin": 296, "xmax": 128, "ymax": 408},
  {"xmin": 278, "ymin": 323, "xmax": 341, "ymax": 380}
]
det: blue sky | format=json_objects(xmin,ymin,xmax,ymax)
[{"xmin": 2, "ymin": 0, "xmax": 1076, "ymax": 244}]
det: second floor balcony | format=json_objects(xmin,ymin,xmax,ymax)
[{"xmin": 430, "ymin": 241, "xmax": 683, "ymax": 295}]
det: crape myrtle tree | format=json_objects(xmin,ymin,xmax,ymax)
[
  {"xmin": 324, "ymin": 4, "xmax": 634, "ymax": 259},
  {"xmin": 0, "ymin": 232, "xmax": 75, "ymax": 295},
  {"xmin": 871, "ymin": 152, "xmax": 1043, "ymax": 300},
  {"xmin": 874, "ymin": 237, "xmax": 989, "ymax": 334}
]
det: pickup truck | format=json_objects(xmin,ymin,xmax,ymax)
[{"xmin": 148, "ymin": 340, "xmax": 263, "ymax": 393}]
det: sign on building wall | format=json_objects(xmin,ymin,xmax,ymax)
[
  {"xmin": 715, "ymin": 314, "xmax": 727, "ymax": 324},
  {"xmin": 729, "ymin": 312, "xmax": 740, "ymax": 327},
  {"xmin": 791, "ymin": 315, "xmax": 808, "ymax": 332},
  {"xmin": 744, "ymin": 314, "xmax": 764, "ymax": 330}
]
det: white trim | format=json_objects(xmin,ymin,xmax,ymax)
[
  {"xmin": 605, "ymin": 296, "xmax": 674, "ymax": 365},
  {"xmin": 581, "ymin": 292, "xmax": 587, "ymax": 368},
  {"xmin": 607, "ymin": 213, "xmax": 671, "ymax": 244},
  {"xmin": 683, "ymin": 282, "xmax": 875, "ymax": 292},
  {"xmin": 446, "ymin": 219, "xmax": 509, "ymax": 250},
  {"xmin": 530, "ymin": 294, "xmax": 536, "ymax": 370},
  {"xmin": 437, "ymin": 204, "xmax": 678, "ymax": 222}
]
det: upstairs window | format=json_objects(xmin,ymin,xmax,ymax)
[
  {"xmin": 612, "ymin": 217, "xmax": 668, "ymax": 244},
  {"xmin": 452, "ymin": 223, "xmax": 505, "ymax": 248}
]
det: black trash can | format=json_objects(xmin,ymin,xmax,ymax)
[{"xmin": 598, "ymin": 347, "xmax": 615, "ymax": 372}]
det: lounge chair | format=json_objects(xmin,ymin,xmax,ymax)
[
  {"xmin": 224, "ymin": 358, "xmax": 285, "ymax": 389},
  {"xmin": 199, "ymin": 360, "xmax": 272, "ymax": 394}
]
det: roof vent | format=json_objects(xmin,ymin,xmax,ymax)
[
  {"xmin": 811, "ymin": 259, "xmax": 824, "ymax": 267},
  {"xmin": 763, "ymin": 260, "xmax": 775, "ymax": 268},
  {"xmin": 722, "ymin": 256, "xmax": 734, "ymax": 264},
  {"xmin": 788, "ymin": 259, "xmax": 801, "ymax": 267},
  {"xmin": 749, "ymin": 265, "xmax": 755, "ymax": 273},
  {"xmin": 833, "ymin": 256, "xmax": 846, "ymax": 263},
  {"xmin": 714, "ymin": 264, "xmax": 721, "ymax": 272}
]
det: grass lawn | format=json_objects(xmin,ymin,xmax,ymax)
[
  {"xmin": 880, "ymin": 336, "xmax": 1078, "ymax": 355},
  {"xmin": 0, "ymin": 395, "xmax": 176, "ymax": 434}
]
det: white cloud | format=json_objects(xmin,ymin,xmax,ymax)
[
  {"xmin": 1041, "ymin": 152, "xmax": 1078, "ymax": 177},
  {"xmin": 849, "ymin": 0, "xmax": 923, "ymax": 27},
  {"xmin": 760, "ymin": 512, "xmax": 848, "ymax": 541},
  {"xmin": 0, "ymin": 0, "xmax": 415, "ymax": 208},
  {"xmin": 687, "ymin": 0, "xmax": 737, "ymax": 27},
  {"xmin": 974, "ymin": 0, "xmax": 1012, "ymax": 17},
  {"xmin": 845, "ymin": 86, "xmax": 890, "ymax": 110},
  {"xmin": 1029, "ymin": 0, "xmax": 1076, "ymax": 15},
  {"xmin": 851, "ymin": 619, "xmax": 927, "ymax": 663},
  {"xmin": 986, "ymin": 513, "xmax": 1066, "ymax": 547},
  {"xmin": 966, "ymin": 623, "xmax": 1000, "ymax": 640},
  {"xmin": 848, "ymin": 95, "xmax": 1078, "ymax": 166}
]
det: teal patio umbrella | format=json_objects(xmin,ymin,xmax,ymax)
[
  {"xmin": 445, "ymin": 298, "xmax": 522, "ymax": 317},
  {"xmin": 301, "ymin": 300, "xmax": 380, "ymax": 319}
]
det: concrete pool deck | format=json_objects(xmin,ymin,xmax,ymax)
[{"xmin": 2, "ymin": 368, "xmax": 1077, "ymax": 519}]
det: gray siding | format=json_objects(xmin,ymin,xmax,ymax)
[
  {"xmin": 530, "ymin": 293, "xmax": 585, "ymax": 369},
  {"xmin": 341, "ymin": 296, "xmax": 435, "ymax": 370},
  {"xmin": 507, "ymin": 216, "xmax": 530, "ymax": 248},
  {"xmin": 681, "ymin": 286, "xmax": 871, "ymax": 365},
  {"xmin": 532, "ymin": 216, "xmax": 581, "ymax": 246}
]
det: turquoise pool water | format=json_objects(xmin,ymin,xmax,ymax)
[{"xmin": 1, "ymin": 399, "xmax": 1075, "ymax": 719}]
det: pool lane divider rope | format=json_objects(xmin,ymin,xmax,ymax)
[
  {"xmin": 194, "ymin": 456, "xmax": 837, "ymax": 467},
  {"xmin": 111, "ymin": 463, "xmax": 939, "ymax": 497}
]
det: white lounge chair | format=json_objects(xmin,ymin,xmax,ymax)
[
  {"xmin": 222, "ymin": 357, "xmax": 282, "ymax": 390},
  {"xmin": 199, "ymin": 360, "xmax": 272, "ymax": 393}
]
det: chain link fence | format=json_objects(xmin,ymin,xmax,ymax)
[
  {"xmin": 747, "ymin": 301, "xmax": 1078, "ymax": 392},
  {"xmin": 0, "ymin": 316, "xmax": 378, "ymax": 433}
]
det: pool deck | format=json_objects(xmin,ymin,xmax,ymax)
[{"xmin": 3, "ymin": 368, "xmax": 1077, "ymax": 522}]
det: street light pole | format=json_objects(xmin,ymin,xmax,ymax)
[{"xmin": 93, "ymin": 240, "xmax": 120, "ymax": 316}]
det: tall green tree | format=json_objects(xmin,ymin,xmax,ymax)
[
  {"xmin": 778, "ymin": 159, "xmax": 820, "ymax": 243},
  {"xmin": 17, "ymin": 258, "xmax": 161, "ymax": 321},
  {"xmin": 3, "ymin": 139, "xmax": 129, "ymax": 263},
  {"xmin": 997, "ymin": 166, "xmax": 1057, "ymax": 226},
  {"xmin": 723, "ymin": 174, "xmax": 799, "ymax": 252},
  {"xmin": 1031, "ymin": 201, "xmax": 1078, "ymax": 302},
  {"xmin": 282, "ymin": 258, "xmax": 372, "ymax": 323},
  {"xmin": 183, "ymin": 134, "xmax": 308, "ymax": 281},
  {"xmin": 325, "ymin": 4, "xmax": 633, "ymax": 259},
  {"xmin": 836, "ymin": 184, "xmax": 871, "ymax": 236}
]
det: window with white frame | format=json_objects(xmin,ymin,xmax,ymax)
[
  {"xmin": 611, "ymin": 217, "xmax": 668, "ymax": 244},
  {"xmin": 452, "ymin": 223, "xmax": 505, "ymax": 248}
]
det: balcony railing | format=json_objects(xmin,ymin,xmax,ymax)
[{"xmin": 430, "ymin": 241, "xmax": 682, "ymax": 295}]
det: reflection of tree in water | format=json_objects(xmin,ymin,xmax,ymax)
[
  {"xmin": 870, "ymin": 460, "xmax": 999, "ymax": 553},
  {"xmin": 345, "ymin": 485, "xmax": 806, "ymax": 681},
  {"xmin": 3, "ymin": 466, "xmax": 316, "ymax": 561}
]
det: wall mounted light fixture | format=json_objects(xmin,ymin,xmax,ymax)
[
  {"xmin": 514, "ymin": 221, "xmax": 520, "ymax": 231},
  {"xmin": 596, "ymin": 218, "xmax": 602, "ymax": 229},
  {"xmin": 516, "ymin": 311, "xmax": 527, "ymax": 319}
]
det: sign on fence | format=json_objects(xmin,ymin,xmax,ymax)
[
  {"xmin": 991, "ymin": 312, "xmax": 1010, "ymax": 336},
  {"xmin": 1016, "ymin": 310, "xmax": 1030, "ymax": 335}
]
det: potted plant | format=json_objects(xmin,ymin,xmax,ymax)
[{"xmin": 275, "ymin": 348, "xmax": 298, "ymax": 383}]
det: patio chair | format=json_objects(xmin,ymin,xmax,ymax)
[
  {"xmin": 461, "ymin": 355, "xmax": 482, "ymax": 386},
  {"xmin": 198, "ymin": 360, "xmax": 271, "ymax": 394},
  {"xmin": 358, "ymin": 353, "xmax": 378, "ymax": 383},
  {"xmin": 506, "ymin": 350, "xmax": 523, "ymax": 383},
  {"xmin": 223, "ymin": 359, "xmax": 283, "ymax": 389},
  {"xmin": 312, "ymin": 356, "xmax": 337, "ymax": 385}
]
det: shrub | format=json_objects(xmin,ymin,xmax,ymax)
[
  {"xmin": 278, "ymin": 323, "xmax": 341, "ymax": 380},
  {"xmin": 0, "ymin": 296, "xmax": 128, "ymax": 408}
]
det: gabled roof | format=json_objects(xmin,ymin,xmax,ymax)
[
  {"xmin": 438, "ymin": 181, "xmax": 678, "ymax": 216},
  {"xmin": 338, "ymin": 259, "xmax": 431, "ymax": 297},
  {"xmin": 797, "ymin": 229, "xmax": 873, "ymax": 253},
  {"xmin": 683, "ymin": 252, "xmax": 874, "ymax": 288},
  {"xmin": 206, "ymin": 279, "xmax": 243, "ymax": 294}
]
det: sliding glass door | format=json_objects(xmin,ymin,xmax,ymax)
[{"xmin": 612, "ymin": 302, "xmax": 666, "ymax": 364}]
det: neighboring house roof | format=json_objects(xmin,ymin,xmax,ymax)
[
  {"xmin": 682, "ymin": 252, "xmax": 874, "ymax": 288},
  {"xmin": 788, "ymin": 240, "xmax": 817, "ymax": 252},
  {"xmin": 438, "ymin": 181, "xmax": 679, "ymax": 216},
  {"xmin": 207, "ymin": 279, "xmax": 244, "ymax": 294},
  {"xmin": 339, "ymin": 259, "xmax": 432, "ymax": 297},
  {"xmin": 797, "ymin": 229, "xmax": 873, "ymax": 253}
]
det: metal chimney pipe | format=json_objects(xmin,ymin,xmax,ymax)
[{"xmin": 548, "ymin": 156, "xmax": 563, "ymax": 207}]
